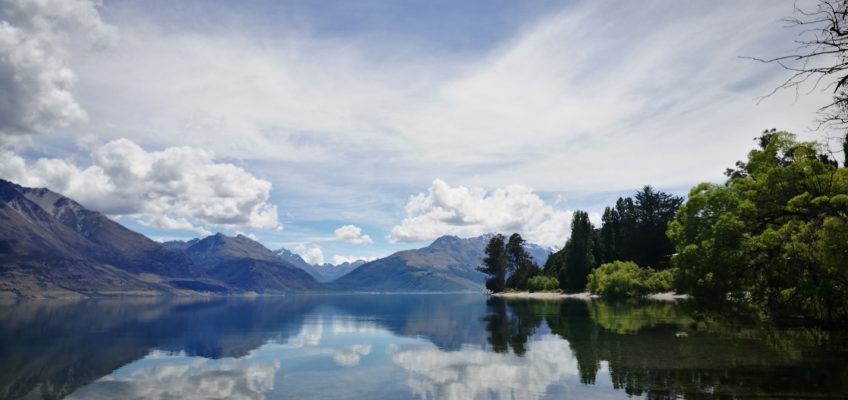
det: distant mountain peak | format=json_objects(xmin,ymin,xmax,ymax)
[{"xmin": 273, "ymin": 247, "xmax": 366, "ymax": 282}]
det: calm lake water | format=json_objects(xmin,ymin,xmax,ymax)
[{"xmin": 1, "ymin": 294, "xmax": 846, "ymax": 399}]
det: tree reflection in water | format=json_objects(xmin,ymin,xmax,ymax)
[
  {"xmin": 482, "ymin": 297, "xmax": 848, "ymax": 399},
  {"xmin": 1, "ymin": 295, "xmax": 846, "ymax": 400}
]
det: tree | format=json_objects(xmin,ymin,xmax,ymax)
[
  {"xmin": 669, "ymin": 131, "xmax": 848, "ymax": 322},
  {"xmin": 561, "ymin": 210, "xmax": 596, "ymax": 292},
  {"xmin": 596, "ymin": 187, "xmax": 682, "ymax": 269},
  {"xmin": 504, "ymin": 233, "xmax": 540, "ymax": 290},
  {"xmin": 586, "ymin": 261, "xmax": 675, "ymax": 298},
  {"xmin": 477, "ymin": 234, "xmax": 509, "ymax": 293},
  {"xmin": 598, "ymin": 206, "xmax": 621, "ymax": 264},
  {"xmin": 752, "ymin": 0, "xmax": 848, "ymax": 165},
  {"xmin": 632, "ymin": 186, "xmax": 683, "ymax": 268}
]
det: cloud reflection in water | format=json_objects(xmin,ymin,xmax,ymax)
[
  {"xmin": 391, "ymin": 335, "xmax": 580, "ymax": 400},
  {"xmin": 66, "ymin": 350, "xmax": 279, "ymax": 400}
]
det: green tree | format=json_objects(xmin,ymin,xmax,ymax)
[
  {"xmin": 477, "ymin": 234, "xmax": 509, "ymax": 293},
  {"xmin": 669, "ymin": 131, "xmax": 848, "ymax": 322},
  {"xmin": 586, "ymin": 260, "xmax": 675, "ymax": 298},
  {"xmin": 633, "ymin": 186, "xmax": 683, "ymax": 268},
  {"xmin": 527, "ymin": 275, "xmax": 559, "ymax": 292},
  {"xmin": 752, "ymin": 1, "xmax": 848, "ymax": 163},
  {"xmin": 596, "ymin": 187, "xmax": 681, "ymax": 269},
  {"xmin": 504, "ymin": 233, "xmax": 541, "ymax": 290},
  {"xmin": 598, "ymin": 206, "xmax": 621, "ymax": 264},
  {"xmin": 561, "ymin": 211, "xmax": 596, "ymax": 292}
]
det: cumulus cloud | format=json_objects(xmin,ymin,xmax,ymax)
[
  {"xmin": 294, "ymin": 243, "xmax": 325, "ymax": 265},
  {"xmin": 66, "ymin": 350, "xmax": 278, "ymax": 400},
  {"xmin": 140, "ymin": 215, "xmax": 212, "ymax": 236},
  {"xmin": 333, "ymin": 224, "xmax": 373, "ymax": 244},
  {"xmin": 332, "ymin": 344, "xmax": 372, "ymax": 367},
  {"xmin": 330, "ymin": 255, "xmax": 377, "ymax": 266},
  {"xmin": 0, "ymin": 138, "xmax": 280, "ymax": 232},
  {"xmin": 390, "ymin": 179, "xmax": 572, "ymax": 248},
  {"xmin": 0, "ymin": 0, "xmax": 116, "ymax": 137},
  {"xmin": 391, "ymin": 336, "xmax": 578, "ymax": 400}
]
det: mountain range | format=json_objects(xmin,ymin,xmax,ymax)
[
  {"xmin": 331, "ymin": 234, "xmax": 551, "ymax": 292},
  {"xmin": 273, "ymin": 248, "xmax": 367, "ymax": 283},
  {"xmin": 0, "ymin": 179, "xmax": 553, "ymax": 298}
]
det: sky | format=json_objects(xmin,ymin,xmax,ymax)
[{"xmin": 0, "ymin": 0, "xmax": 837, "ymax": 265}]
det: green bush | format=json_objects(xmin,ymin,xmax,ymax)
[
  {"xmin": 645, "ymin": 268, "xmax": 676, "ymax": 293},
  {"xmin": 586, "ymin": 261, "xmax": 676, "ymax": 298},
  {"xmin": 528, "ymin": 276, "xmax": 560, "ymax": 292}
]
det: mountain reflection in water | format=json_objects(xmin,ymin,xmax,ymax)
[{"xmin": 0, "ymin": 295, "xmax": 845, "ymax": 399}]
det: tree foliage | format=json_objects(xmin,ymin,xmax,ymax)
[
  {"xmin": 479, "ymin": 233, "xmax": 541, "ymax": 292},
  {"xmin": 586, "ymin": 261, "xmax": 675, "ymax": 299},
  {"xmin": 527, "ymin": 275, "xmax": 559, "ymax": 292},
  {"xmin": 669, "ymin": 131, "xmax": 848, "ymax": 322},
  {"xmin": 751, "ymin": 0, "xmax": 848, "ymax": 165},
  {"xmin": 544, "ymin": 210, "xmax": 596, "ymax": 292},
  {"xmin": 597, "ymin": 187, "xmax": 682, "ymax": 269},
  {"xmin": 478, "ymin": 234, "xmax": 509, "ymax": 293},
  {"xmin": 504, "ymin": 233, "xmax": 541, "ymax": 290}
]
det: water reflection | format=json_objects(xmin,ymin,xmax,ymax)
[
  {"xmin": 66, "ymin": 351, "xmax": 279, "ymax": 400},
  {"xmin": 391, "ymin": 337, "xmax": 581, "ymax": 400},
  {"xmin": 0, "ymin": 295, "xmax": 845, "ymax": 400},
  {"xmin": 485, "ymin": 298, "xmax": 848, "ymax": 398}
]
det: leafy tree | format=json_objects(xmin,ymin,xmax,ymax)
[
  {"xmin": 632, "ymin": 186, "xmax": 683, "ymax": 268},
  {"xmin": 504, "ymin": 233, "xmax": 540, "ymax": 290},
  {"xmin": 596, "ymin": 187, "xmax": 682, "ymax": 269},
  {"xmin": 669, "ymin": 131, "xmax": 848, "ymax": 322},
  {"xmin": 477, "ymin": 234, "xmax": 509, "ymax": 293},
  {"xmin": 598, "ymin": 206, "xmax": 621, "ymax": 263},
  {"xmin": 586, "ymin": 261, "xmax": 675, "ymax": 298},
  {"xmin": 527, "ymin": 276, "xmax": 559, "ymax": 292},
  {"xmin": 561, "ymin": 211, "xmax": 596, "ymax": 292},
  {"xmin": 480, "ymin": 233, "xmax": 542, "ymax": 292},
  {"xmin": 751, "ymin": 1, "xmax": 848, "ymax": 165},
  {"xmin": 542, "ymin": 247, "xmax": 566, "ymax": 277}
]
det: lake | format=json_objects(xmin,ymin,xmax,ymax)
[{"xmin": 1, "ymin": 294, "xmax": 846, "ymax": 399}]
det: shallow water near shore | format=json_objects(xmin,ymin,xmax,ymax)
[{"xmin": 1, "ymin": 294, "xmax": 846, "ymax": 399}]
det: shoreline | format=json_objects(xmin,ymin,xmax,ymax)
[
  {"xmin": 492, "ymin": 291, "xmax": 598, "ymax": 300},
  {"xmin": 492, "ymin": 291, "xmax": 690, "ymax": 301}
]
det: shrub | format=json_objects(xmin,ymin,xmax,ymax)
[
  {"xmin": 587, "ymin": 261, "xmax": 676, "ymax": 298},
  {"xmin": 528, "ymin": 276, "xmax": 560, "ymax": 292},
  {"xmin": 645, "ymin": 268, "xmax": 676, "ymax": 293}
]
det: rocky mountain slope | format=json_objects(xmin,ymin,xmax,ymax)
[
  {"xmin": 0, "ymin": 180, "xmax": 316, "ymax": 297},
  {"xmin": 274, "ymin": 248, "xmax": 365, "ymax": 282},
  {"xmin": 332, "ymin": 234, "xmax": 552, "ymax": 292},
  {"xmin": 0, "ymin": 179, "xmax": 213, "ymax": 298}
]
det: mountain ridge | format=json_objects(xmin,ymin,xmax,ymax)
[
  {"xmin": 0, "ymin": 179, "xmax": 553, "ymax": 297},
  {"xmin": 332, "ymin": 234, "xmax": 552, "ymax": 292}
]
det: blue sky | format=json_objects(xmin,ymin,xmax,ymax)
[{"xmin": 0, "ymin": 0, "xmax": 836, "ymax": 264}]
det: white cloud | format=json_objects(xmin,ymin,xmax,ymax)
[
  {"xmin": 390, "ymin": 179, "xmax": 573, "ymax": 248},
  {"xmin": 0, "ymin": 138, "xmax": 280, "ymax": 231},
  {"xmin": 294, "ymin": 243, "xmax": 324, "ymax": 265},
  {"xmin": 3, "ymin": 0, "xmax": 835, "ymax": 243},
  {"xmin": 0, "ymin": 0, "xmax": 115, "ymax": 137},
  {"xmin": 66, "ymin": 1, "xmax": 829, "ymax": 196},
  {"xmin": 235, "ymin": 231, "xmax": 259, "ymax": 241},
  {"xmin": 66, "ymin": 350, "xmax": 278, "ymax": 400},
  {"xmin": 330, "ymin": 255, "xmax": 377, "ymax": 265},
  {"xmin": 333, "ymin": 224, "xmax": 373, "ymax": 245},
  {"xmin": 140, "ymin": 215, "xmax": 211, "ymax": 236},
  {"xmin": 332, "ymin": 344, "xmax": 372, "ymax": 367},
  {"xmin": 391, "ymin": 335, "xmax": 578, "ymax": 400}
]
